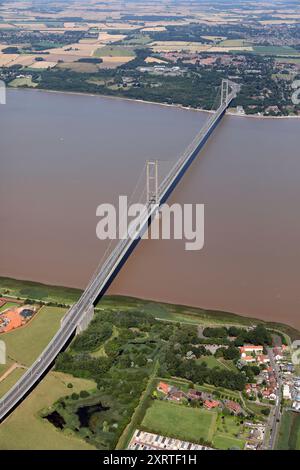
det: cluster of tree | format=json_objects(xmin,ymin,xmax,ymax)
[
  {"xmin": 240, "ymin": 364, "xmax": 261, "ymax": 383},
  {"xmin": 72, "ymin": 319, "xmax": 113, "ymax": 352},
  {"xmin": 215, "ymin": 345, "xmax": 241, "ymax": 360},
  {"xmin": 162, "ymin": 345, "xmax": 247, "ymax": 391},
  {"xmin": 77, "ymin": 58, "xmax": 103, "ymax": 64},
  {"xmin": 55, "ymin": 351, "xmax": 112, "ymax": 385},
  {"xmin": 202, "ymin": 325, "xmax": 272, "ymax": 347}
]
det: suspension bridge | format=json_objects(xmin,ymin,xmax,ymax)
[{"xmin": 0, "ymin": 79, "xmax": 239, "ymax": 422}]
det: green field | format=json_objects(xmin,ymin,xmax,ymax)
[
  {"xmin": 213, "ymin": 433, "xmax": 245, "ymax": 450},
  {"xmin": 276, "ymin": 410, "xmax": 300, "ymax": 450},
  {"xmin": 218, "ymin": 39, "xmax": 252, "ymax": 47},
  {"xmin": 197, "ymin": 355, "xmax": 228, "ymax": 370},
  {"xmin": 9, "ymin": 77, "xmax": 38, "ymax": 88},
  {"xmin": 275, "ymin": 57, "xmax": 300, "ymax": 64},
  {"xmin": 0, "ymin": 302, "xmax": 19, "ymax": 312},
  {"xmin": 141, "ymin": 400, "xmax": 217, "ymax": 444},
  {"xmin": 212, "ymin": 414, "xmax": 246, "ymax": 450},
  {"xmin": 253, "ymin": 45, "xmax": 300, "ymax": 56},
  {"xmin": 94, "ymin": 46, "xmax": 136, "ymax": 57},
  {"xmin": 0, "ymin": 368, "xmax": 24, "ymax": 398},
  {"xmin": 0, "ymin": 277, "xmax": 81, "ymax": 305},
  {"xmin": 2, "ymin": 306, "xmax": 66, "ymax": 366},
  {"xmin": 0, "ymin": 358, "xmax": 13, "ymax": 378},
  {"xmin": 0, "ymin": 372, "xmax": 96, "ymax": 450}
]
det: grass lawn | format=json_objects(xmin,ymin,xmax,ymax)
[
  {"xmin": 276, "ymin": 410, "xmax": 300, "ymax": 450},
  {"xmin": 213, "ymin": 433, "xmax": 245, "ymax": 450},
  {"xmin": 0, "ymin": 368, "xmax": 24, "ymax": 398},
  {"xmin": 196, "ymin": 383, "xmax": 240, "ymax": 401},
  {"xmin": 141, "ymin": 400, "xmax": 217, "ymax": 444},
  {"xmin": 0, "ymin": 358, "xmax": 14, "ymax": 378},
  {"xmin": 0, "ymin": 302, "xmax": 19, "ymax": 313},
  {"xmin": 197, "ymin": 356, "xmax": 228, "ymax": 370},
  {"xmin": 244, "ymin": 401, "xmax": 271, "ymax": 420},
  {"xmin": 9, "ymin": 77, "xmax": 38, "ymax": 88},
  {"xmin": 2, "ymin": 306, "xmax": 66, "ymax": 366},
  {"xmin": 0, "ymin": 372, "xmax": 96, "ymax": 450},
  {"xmin": 0, "ymin": 276, "xmax": 81, "ymax": 305},
  {"xmin": 94, "ymin": 46, "xmax": 135, "ymax": 57},
  {"xmin": 212, "ymin": 414, "xmax": 246, "ymax": 450}
]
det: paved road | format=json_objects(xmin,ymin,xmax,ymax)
[{"xmin": 0, "ymin": 85, "xmax": 237, "ymax": 423}]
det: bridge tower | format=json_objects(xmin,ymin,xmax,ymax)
[
  {"xmin": 146, "ymin": 160, "xmax": 159, "ymax": 205},
  {"xmin": 221, "ymin": 79, "xmax": 229, "ymax": 106}
]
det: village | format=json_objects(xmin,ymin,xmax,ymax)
[{"xmin": 127, "ymin": 334, "xmax": 300, "ymax": 451}]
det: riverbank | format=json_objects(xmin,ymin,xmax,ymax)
[
  {"xmin": 7, "ymin": 85, "xmax": 300, "ymax": 120},
  {"xmin": 1, "ymin": 276, "xmax": 299, "ymax": 340}
]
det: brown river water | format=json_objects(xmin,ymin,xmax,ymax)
[{"xmin": 1, "ymin": 89, "xmax": 300, "ymax": 329}]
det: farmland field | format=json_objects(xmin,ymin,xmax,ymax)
[
  {"xmin": 94, "ymin": 46, "xmax": 135, "ymax": 57},
  {"xmin": 141, "ymin": 400, "xmax": 217, "ymax": 443},
  {"xmin": 0, "ymin": 372, "xmax": 96, "ymax": 450},
  {"xmin": 253, "ymin": 45, "xmax": 300, "ymax": 56}
]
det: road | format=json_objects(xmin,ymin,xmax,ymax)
[{"xmin": 0, "ymin": 83, "xmax": 238, "ymax": 422}]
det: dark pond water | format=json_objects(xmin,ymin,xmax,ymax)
[
  {"xmin": 76, "ymin": 402, "xmax": 110, "ymax": 428},
  {"xmin": 44, "ymin": 410, "xmax": 66, "ymax": 430}
]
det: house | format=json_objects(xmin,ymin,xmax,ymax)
[
  {"xmin": 204, "ymin": 400, "xmax": 220, "ymax": 410},
  {"xmin": 257, "ymin": 355, "xmax": 270, "ymax": 365},
  {"xmin": 225, "ymin": 400, "xmax": 242, "ymax": 415},
  {"xmin": 242, "ymin": 355, "xmax": 256, "ymax": 363},
  {"xmin": 273, "ymin": 347, "xmax": 283, "ymax": 360},
  {"xmin": 187, "ymin": 389, "xmax": 202, "ymax": 400},
  {"xmin": 283, "ymin": 384, "xmax": 291, "ymax": 400},
  {"xmin": 168, "ymin": 389, "xmax": 186, "ymax": 402},
  {"xmin": 239, "ymin": 345, "xmax": 263, "ymax": 355},
  {"xmin": 245, "ymin": 384, "xmax": 255, "ymax": 395},
  {"xmin": 262, "ymin": 388, "xmax": 276, "ymax": 400},
  {"xmin": 157, "ymin": 382, "xmax": 171, "ymax": 395}
]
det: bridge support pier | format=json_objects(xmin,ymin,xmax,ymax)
[{"xmin": 76, "ymin": 303, "xmax": 94, "ymax": 335}]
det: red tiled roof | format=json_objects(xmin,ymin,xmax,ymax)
[{"xmin": 157, "ymin": 382, "xmax": 170, "ymax": 394}]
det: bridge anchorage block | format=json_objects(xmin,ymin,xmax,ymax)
[{"xmin": 76, "ymin": 303, "xmax": 94, "ymax": 335}]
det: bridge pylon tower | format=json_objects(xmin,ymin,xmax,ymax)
[
  {"xmin": 221, "ymin": 79, "xmax": 230, "ymax": 106},
  {"xmin": 146, "ymin": 160, "xmax": 159, "ymax": 205}
]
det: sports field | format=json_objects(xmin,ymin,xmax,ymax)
[{"xmin": 141, "ymin": 400, "xmax": 217, "ymax": 443}]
